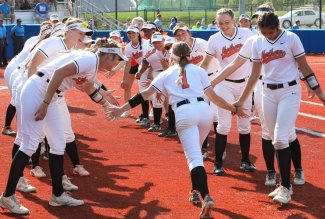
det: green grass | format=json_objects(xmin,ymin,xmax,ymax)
[{"xmin": 85, "ymin": 10, "xmax": 287, "ymax": 30}]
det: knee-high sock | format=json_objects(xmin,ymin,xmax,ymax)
[
  {"xmin": 262, "ymin": 138, "xmax": 275, "ymax": 172},
  {"xmin": 4, "ymin": 150, "xmax": 30, "ymax": 197},
  {"xmin": 276, "ymin": 147, "xmax": 291, "ymax": 189},
  {"xmin": 239, "ymin": 133, "xmax": 251, "ymax": 162},
  {"xmin": 4, "ymin": 103, "xmax": 16, "ymax": 127},
  {"xmin": 65, "ymin": 140, "xmax": 80, "ymax": 167},
  {"xmin": 141, "ymin": 100, "xmax": 149, "ymax": 118},
  {"xmin": 289, "ymin": 138, "xmax": 302, "ymax": 170},
  {"xmin": 153, "ymin": 107, "xmax": 162, "ymax": 125},
  {"xmin": 12, "ymin": 143, "xmax": 20, "ymax": 159},
  {"xmin": 190, "ymin": 166, "xmax": 209, "ymax": 199},
  {"xmin": 167, "ymin": 105, "xmax": 176, "ymax": 130},
  {"xmin": 215, "ymin": 133, "xmax": 227, "ymax": 165},
  {"xmin": 31, "ymin": 143, "xmax": 42, "ymax": 168},
  {"xmin": 49, "ymin": 153, "xmax": 64, "ymax": 197}
]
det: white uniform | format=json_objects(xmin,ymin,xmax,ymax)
[
  {"xmin": 152, "ymin": 64, "xmax": 213, "ymax": 170},
  {"xmin": 206, "ymin": 27, "xmax": 253, "ymax": 135},
  {"xmin": 144, "ymin": 47, "xmax": 169, "ymax": 108},
  {"xmin": 124, "ymin": 38, "xmax": 149, "ymax": 92},
  {"xmin": 19, "ymin": 51, "xmax": 98, "ymax": 156},
  {"xmin": 251, "ymin": 30, "xmax": 303, "ymax": 149}
]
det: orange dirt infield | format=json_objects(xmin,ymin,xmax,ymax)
[{"xmin": 0, "ymin": 55, "xmax": 324, "ymax": 219}]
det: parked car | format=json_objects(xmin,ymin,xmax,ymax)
[{"xmin": 279, "ymin": 9, "xmax": 324, "ymax": 28}]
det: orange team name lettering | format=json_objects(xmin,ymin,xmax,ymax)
[
  {"xmin": 189, "ymin": 55, "xmax": 204, "ymax": 65},
  {"xmin": 72, "ymin": 77, "xmax": 88, "ymax": 85},
  {"xmin": 261, "ymin": 49, "xmax": 286, "ymax": 64},
  {"xmin": 132, "ymin": 51, "xmax": 143, "ymax": 60},
  {"xmin": 145, "ymin": 49, "xmax": 156, "ymax": 59},
  {"xmin": 221, "ymin": 43, "xmax": 243, "ymax": 60}
]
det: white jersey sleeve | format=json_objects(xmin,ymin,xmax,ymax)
[
  {"xmin": 289, "ymin": 32, "xmax": 305, "ymax": 58},
  {"xmin": 37, "ymin": 37, "xmax": 68, "ymax": 58}
]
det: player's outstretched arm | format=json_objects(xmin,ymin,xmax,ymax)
[
  {"xmin": 234, "ymin": 61, "xmax": 262, "ymax": 107},
  {"xmin": 200, "ymin": 54, "xmax": 213, "ymax": 72},
  {"xmin": 211, "ymin": 56, "xmax": 247, "ymax": 87},
  {"xmin": 295, "ymin": 55, "xmax": 325, "ymax": 104},
  {"xmin": 106, "ymin": 86, "xmax": 156, "ymax": 121}
]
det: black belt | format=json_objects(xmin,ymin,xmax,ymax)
[
  {"xmin": 259, "ymin": 75, "xmax": 262, "ymax": 80},
  {"xmin": 208, "ymin": 72, "xmax": 214, "ymax": 76},
  {"xmin": 36, "ymin": 72, "xmax": 62, "ymax": 94},
  {"xmin": 176, "ymin": 97, "xmax": 204, "ymax": 108},
  {"xmin": 157, "ymin": 69, "xmax": 164, "ymax": 72},
  {"xmin": 225, "ymin": 78, "xmax": 246, "ymax": 83},
  {"xmin": 263, "ymin": 80, "xmax": 297, "ymax": 90}
]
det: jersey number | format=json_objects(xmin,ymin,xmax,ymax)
[{"xmin": 182, "ymin": 70, "xmax": 189, "ymax": 89}]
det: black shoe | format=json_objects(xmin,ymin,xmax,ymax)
[
  {"xmin": 240, "ymin": 161, "xmax": 256, "ymax": 172},
  {"xmin": 158, "ymin": 129, "xmax": 177, "ymax": 137},
  {"xmin": 213, "ymin": 164, "xmax": 225, "ymax": 176},
  {"xmin": 189, "ymin": 190, "xmax": 201, "ymax": 205}
]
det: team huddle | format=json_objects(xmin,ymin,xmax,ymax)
[{"xmin": 1, "ymin": 3, "xmax": 325, "ymax": 219}]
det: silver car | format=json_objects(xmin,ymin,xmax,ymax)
[{"xmin": 279, "ymin": 9, "xmax": 324, "ymax": 28}]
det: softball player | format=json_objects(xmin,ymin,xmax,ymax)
[
  {"xmin": 121, "ymin": 25, "xmax": 150, "ymax": 123},
  {"xmin": 201, "ymin": 8, "xmax": 255, "ymax": 175},
  {"xmin": 135, "ymin": 32, "xmax": 168, "ymax": 131},
  {"xmin": 235, "ymin": 12, "xmax": 325, "ymax": 205},
  {"xmin": 106, "ymin": 42, "xmax": 247, "ymax": 219},
  {"xmin": 0, "ymin": 39, "xmax": 126, "ymax": 214}
]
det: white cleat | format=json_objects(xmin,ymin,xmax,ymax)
[
  {"xmin": 49, "ymin": 192, "xmax": 84, "ymax": 207},
  {"xmin": 30, "ymin": 166, "xmax": 47, "ymax": 178},
  {"xmin": 272, "ymin": 186, "xmax": 292, "ymax": 205},
  {"xmin": 62, "ymin": 175, "xmax": 78, "ymax": 191},
  {"xmin": 16, "ymin": 177, "xmax": 36, "ymax": 193},
  {"xmin": 0, "ymin": 193, "xmax": 29, "ymax": 214},
  {"xmin": 293, "ymin": 169, "xmax": 305, "ymax": 185},
  {"xmin": 73, "ymin": 165, "xmax": 90, "ymax": 177},
  {"xmin": 200, "ymin": 194, "xmax": 214, "ymax": 219},
  {"xmin": 120, "ymin": 110, "xmax": 130, "ymax": 118},
  {"xmin": 268, "ymin": 184, "xmax": 293, "ymax": 198}
]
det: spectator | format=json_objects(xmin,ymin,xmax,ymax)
[
  {"xmin": 292, "ymin": 20, "xmax": 300, "ymax": 29},
  {"xmin": 207, "ymin": 20, "xmax": 218, "ymax": 30},
  {"xmin": 169, "ymin": 17, "xmax": 177, "ymax": 30},
  {"xmin": 192, "ymin": 21, "xmax": 202, "ymax": 30},
  {"xmin": 10, "ymin": 18, "xmax": 25, "ymax": 56},
  {"xmin": 18, "ymin": 0, "xmax": 32, "ymax": 10},
  {"xmin": 154, "ymin": 13, "xmax": 163, "ymax": 31},
  {"xmin": 88, "ymin": 15, "xmax": 97, "ymax": 30},
  {"xmin": 201, "ymin": 18, "xmax": 207, "ymax": 29},
  {"xmin": 0, "ymin": 0, "xmax": 15, "ymax": 24},
  {"xmin": 67, "ymin": 0, "xmax": 73, "ymax": 16},
  {"xmin": 0, "ymin": 18, "xmax": 8, "ymax": 66},
  {"xmin": 34, "ymin": 0, "xmax": 50, "ymax": 24},
  {"xmin": 50, "ymin": 14, "xmax": 59, "ymax": 25},
  {"xmin": 124, "ymin": 17, "xmax": 131, "ymax": 29}
]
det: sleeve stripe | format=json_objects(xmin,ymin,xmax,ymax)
[
  {"xmin": 151, "ymin": 84, "xmax": 162, "ymax": 93},
  {"xmin": 204, "ymin": 85, "xmax": 212, "ymax": 90},
  {"xmin": 238, "ymin": 54, "xmax": 250, "ymax": 60},
  {"xmin": 73, "ymin": 60, "xmax": 80, "ymax": 74},
  {"xmin": 38, "ymin": 48, "xmax": 48, "ymax": 58},
  {"xmin": 294, "ymin": 51, "xmax": 305, "ymax": 58}
]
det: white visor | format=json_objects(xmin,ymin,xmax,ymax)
[
  {"xmin": 51, "ymin": 23, "xmax": 65, "ymax": 37},
  {"xmin": 40, "ymin": 24, "xmax": 53, "ymax": 35},
  {"xmin": 142, "ymin": 23, "xmax": 156, "ymax": 30},
  {"xmin": 66, "ymin": 22, "xmax": 93, "ymax": 36},
  {"xmin": 173, "ymin": 25, "xmax": 189, "ymax": 35},
  {"xmin": 151, "ymin": 34, "xmax": 164, "ymax": 43},
  {"xmin": 127, "ymin": 25, "xmax": 139, "ymax": 33},
  {"xmin": 109, "ymin": 31, "xmax": 121, "ymax": 38},
  {"xmin": 98, "ymin": 47, "xmax": 128, "ymax": 61},
  {"xmin": 50, "ymin": 14, "xmax": 59, "ymax": 21}
]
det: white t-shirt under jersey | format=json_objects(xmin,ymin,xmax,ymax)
[
  {"xmin": 206, "ymin": 27, "xmax": 253, "ymax": 79},
  {"xmin": 251, "ymin": 30, "xmax": 305, "ymax": 84},
  {"xmin": 151, "ymin": 64, "xmax": 212, "ymax": 109},
  {"xmin": 38, "ymin": 50, "xmax": 98, "ymax": 92}
]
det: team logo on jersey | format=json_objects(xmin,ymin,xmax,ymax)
[
  {"xmin": 261, "ymin": 49, "xmax": 286, "ymax": 64},
  {"xmin": 132, "ymin": 51, "xmax": 143, "ymax": 60},
  {"xmin": 221, "ymin": 43, "xmax": 243, "ymax": 59},
  {"xmin": 72, "ymin": 76, "xmax": 88, "ymax": 85},
  {"xmin": 189, "ymin": 55, "xmax": 204, "ymax": 65},
  {"xmin": 145, "ymin": 49, "xmax": 156, "ymax": 59}
]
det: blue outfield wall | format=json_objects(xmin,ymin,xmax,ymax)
[{"xmin": 5, "ymin": 25, "xmax": 325, "ymax": 58}]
